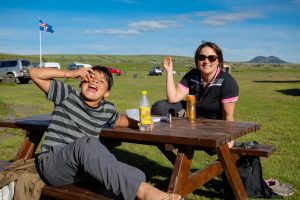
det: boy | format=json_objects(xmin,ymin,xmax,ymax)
[{"xmin": 29, "ymin": 66, "xmax": 180, "ymax": 200}]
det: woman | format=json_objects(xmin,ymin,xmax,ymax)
[{"xmin": 151, "ymin": 41, "xmax": 239, "ymax": 146}]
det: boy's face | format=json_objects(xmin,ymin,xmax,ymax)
[{"xmin": 80, "ymin": 71, "xmax": 110, "ymax": 107}]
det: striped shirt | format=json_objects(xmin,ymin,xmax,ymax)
[{"xmin": 41, "ymin": 80, "xmax": 119, "ymax": 153}]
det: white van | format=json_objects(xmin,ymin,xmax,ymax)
[{"xmin": 32, "ymin": 62, "xmax": 60, "ymax": 69}]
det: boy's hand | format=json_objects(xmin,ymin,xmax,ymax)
[
  {"xmin": 117, "ymin": 115, "xmax": 154, "ymax": 131},
  {"xmin": 137, "ymin": 120, "xmax": 154, "ymax": 131},
  {"xmin": 164, "ymin": 57, "xmax": 173, "ymax": 74},
  {"xmin": 67, "ymin": 67, "xmax": 94, "ymax": 82}
]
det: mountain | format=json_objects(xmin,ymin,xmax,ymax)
[{"xmin": 247, "ymin": 56, "xmax": 288, "ymax": 64}]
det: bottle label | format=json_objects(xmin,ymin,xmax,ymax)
[{"xmin": 139, "ymin": 107, "xmax": 151, "ymax": 125}]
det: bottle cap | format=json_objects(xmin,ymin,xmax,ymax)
[{"xmin": 141, "ymin": 90, "xmax": 147, "ymax": 95}]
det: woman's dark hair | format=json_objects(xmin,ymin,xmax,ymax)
[
  {"xmin": 92, "ymin": 66, "xmax": 113, "ymax": 90},
  {"xmin": 194, "ymin": 41, "xmax": 224, "ymax": 69}
]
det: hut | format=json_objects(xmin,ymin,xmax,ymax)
[{"xmin": 223, "ymin": 64, "xmax": 231, "ymax": 73}]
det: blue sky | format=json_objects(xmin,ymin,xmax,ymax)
[{"xmin": 1, "ymin": 0, "xmax": 300, "ymax": 63}]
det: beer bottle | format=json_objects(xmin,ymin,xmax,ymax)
[{"xmin": 139, "ymin": 90, "xmax": 151, "ymax": 131}]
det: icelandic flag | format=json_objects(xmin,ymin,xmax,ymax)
[{"xmin": 39, "ymin": 19, "xmax": 54, "ymax": 33}]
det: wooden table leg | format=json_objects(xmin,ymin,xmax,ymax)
[
  {"xmin": 167, "ymin": 146, "xmax": 194, "ymax": 194},
  {"xmin": 157, "ymin": 144, "xmax": 177, "ymax": 165},
  {"xmin": 217, "ymin": 144, "xmax": 248, "ymax": 200},
  {"xmin": 14, "ymin": 129, "xmax": 45, "ymax": 161}
]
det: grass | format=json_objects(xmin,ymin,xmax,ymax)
[{"xmin": 0, "ymin": 64, "xmax": 299, "ymax": 199}]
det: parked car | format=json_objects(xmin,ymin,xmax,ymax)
[
  {"xmin": 106, "ymin": 66, "xmax": 122, "ymax": 76},
  {"xmin": 32, "ymin": 62, "xmax": 60, "ymax": 69},
  {"xmin": 31, "ymin": 62, "xmax": 40, "ymax": 68},
  {"xmin": 149, "ymin": 66, "xmax": 163, "ymax": 76},
  {"xmin": 0, "ymin": 59, "xmax": 31, "ymax": 83},
  {"xmin": 68, "ymin": 62, "xmax": 92, "ymax": 70}
]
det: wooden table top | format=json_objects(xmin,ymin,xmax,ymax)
[
  {"xmin": 0, "ymin": 114, "xmax": 261, "ymax": 148},
  {"xmin": 0, "ymin": 114, "xmax": 50, "ymax": 130},
  {"xmin": 102, "ymin": 117, "xmax": 260, "ymax": 148}
]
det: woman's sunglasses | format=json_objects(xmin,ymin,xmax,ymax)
[{"xmin": 198, "ymin": 54, "xmax": 218, "ymax": 62}]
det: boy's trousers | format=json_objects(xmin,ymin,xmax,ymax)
[{"xmin": 36, "ymin": 136, "xmax": 145, "ymax": 200}]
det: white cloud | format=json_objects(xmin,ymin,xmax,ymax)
[
  {"xmin": 85, "ymin": 29, "xmax": 140, "ymax": 36},
  {"xmin": 197, "ymin": 11, "xmax": 264, "ymax": 26},
  {"xmin": 128, "ymin": 20, "xmax": 181, "ymax": 32},
  {"xmin": 85, "ymin": 20, "xmax": 181, "ymax": 36}
]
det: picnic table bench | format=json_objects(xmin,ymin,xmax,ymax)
[{"xmin": 0, "ymin": 114, "xmax": 276, "ymax": 200}]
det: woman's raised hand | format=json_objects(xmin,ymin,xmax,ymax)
[{"xmin": 164, "ymin": 57, "xmax": 173, "ymax": 74}]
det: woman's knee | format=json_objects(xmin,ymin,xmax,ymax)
[
  {"xmin": 151, "ymin": 99, "xmax": 185, "ymax": 117},
  {"xmin": 151, "ymin": 100, "xmax": 172, "ymax": 116}
]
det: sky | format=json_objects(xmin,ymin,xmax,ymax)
[{"xmin": 0, "ymin": 0, "xmax": 300, "ymax": 63}]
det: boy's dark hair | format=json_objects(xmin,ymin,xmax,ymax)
[{"xmin": 92, "ymin": 66, "xmax": 113, "ymax": 90}]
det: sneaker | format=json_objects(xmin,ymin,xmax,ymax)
[
  {"xmin": 270, "ymin": 183, "xmax": 294, "ymax": 197},
  {"xmin": 266, "ymin": 178, "xmax": 279, "ymax": 187},
  {"xmin": 177, "ymin": 109, "xmax": 186, "ymax": 118}
]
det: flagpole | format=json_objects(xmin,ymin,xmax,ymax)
[
  {"xmin": 39, "ymin": 18, "xmax": 54, "ymax": 66},
  {"xmin": 39, "ymin": 25, "xmax": 42, "ymax": 67}
]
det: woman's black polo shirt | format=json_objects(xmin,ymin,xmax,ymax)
[{"xmin": 178, "ymin": 68, "xmax": 239, "ymax": 119}]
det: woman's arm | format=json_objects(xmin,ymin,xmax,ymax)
[
  {"xmin": 164, "ymin": 57, "xmax": 188, "ymax": 103},
  {"xmin": 222, "ymin": 102, "xmax": 237, "ymax": 148},
  {"xmin": 222, "ymin": 102, "xmax": 236, "ymax": 121}
]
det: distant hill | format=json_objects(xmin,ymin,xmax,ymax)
[
  {"xmin": 1, "ymin": 53, "xmax": 297, "ymax": 70},
  {"xmin": 0, "ymin": 53, "xmax": 194, "ymax": 71},
  {"xmin": 247, "ymin": 56, "xmax": 288, "ymax": 64}
]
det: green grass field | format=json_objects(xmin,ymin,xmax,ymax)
[{"xmin": 0, "ymin": 62, "xmax": 299, "ymax": 199}]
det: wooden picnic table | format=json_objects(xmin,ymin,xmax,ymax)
[{"xmin": 0, "ymin": 114, "xmax": 261, "ymax": 200}]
